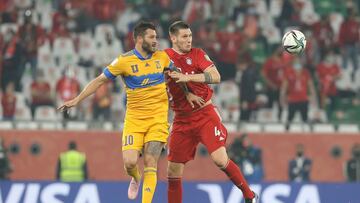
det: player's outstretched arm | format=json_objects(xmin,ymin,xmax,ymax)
[
  {"xmin": 168, "ymin": 65, "xmax": 221, "ymax": 84},
  {"xmin": 57, "ymin": 73, "xmax": 109, "ymax": 112}
]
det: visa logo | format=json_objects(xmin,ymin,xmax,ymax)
[
  {"xmin": 0, "ymin": 183, "xmax": 100, "ymax": 203},
  {"xmin": 197, "ymin": 183, "xmax": 321, "ymax": 203}
]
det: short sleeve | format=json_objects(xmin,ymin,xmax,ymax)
[
  {"xmin": 103, "ymin": 56, "xmax": 124, "ymax": 80},
  {"xmin": 196, "ymin": 48, "xmax": 214, "ymax": 71}
]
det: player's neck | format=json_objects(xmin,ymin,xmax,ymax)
[
  {"xmin": 172, "ymin": 47, "xmax": 187, "ymax": 55},
  {"xmin": 134, "ymin": 45, "xmax": 151, "ymax": 58}
]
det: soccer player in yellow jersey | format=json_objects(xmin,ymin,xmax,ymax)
[{"xmin": 58, "ymin": 21, "xmax": 172, "ymax": 203}]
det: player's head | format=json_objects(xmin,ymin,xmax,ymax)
[
  {"xmin": 169, "ymin": 21, "xmax": 192, "ymax": 53},
  {"xmin": 68, "ymin": 141, "xmax": 77, "ymax": 150},
  {"xmin": 133, "ymin": 21, "xmax": 158, "ymax": 54}
]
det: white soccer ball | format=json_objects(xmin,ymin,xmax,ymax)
[{"xmin": 282, "ymin": 30, "xmax": 306, "ymax": 54}]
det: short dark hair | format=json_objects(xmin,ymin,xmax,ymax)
[
  {"xmin": 169, "ymin": 21, "xmax": 190, "ymax": 35},
  {"xmin": 133, "ymin": 21, "xmax": 156, "ymax": 39},
  {"xmin": 69, "ymin": 141, "xmax": 77, "ymax": 150}
]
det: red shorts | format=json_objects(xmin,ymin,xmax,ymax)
[{"xmin": 168, "ymin": 104, "xmax": 228, "ymax": 163}]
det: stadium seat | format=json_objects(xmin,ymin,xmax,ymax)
[
  {"xmin": 336, "ymin": 68, "xmax": 353, "ymax": 89},
  {"xmin": 76, "ymin": 67, "xmax": 88, "ymax": 86},
  {"xmin": 39, "ymin": 122, "xmax": 63, "ymax": 130},
  {"xmin": 269, "ymin": 0, "xmax": 282, "ymax": 17},
  {"xmin": 15, "ymin": 107, "xmax": 32, "ymax": 121},
  {"xmin": 95, "ymin": 24, "xmax": 116, "ymax": 44},
  {"xmin": 95, "ymin": 37, "xmax": 124, "ymax": 67},
  {"xmin": 15, "ymin": 93, "xmax": 31, "ymax": 120},
  {"xmin": 158, "ymin": 38, "xmax": 170, "ymax": 50},
  {"xmin": 220, "ymin": 109, "xmax": 230, "ymax": 122},
  {"xmin": 262, "ymin": 25, "xmax": 281, "ymax": 45},
  {"xmin": 53, "ymin": 37, "xmax": 78, "ymax": 67},
  {"xmin": 299, "ymin": 0, "xmax": 319, "ymax": 25},
  {"xmin": 229, "ymin": 109, "xmax": 240, "ymax": 123},
  {"xmin": 0, "ymin": 23, "xmax": 18, "ymax": 35},
  {"xmin": 329, "ymin": 12, "xmax": 344, "ymax": 36},
  {"xmin": 78, "ymin": 32, "xmax": 97, "ymax": 62},
  {"xmin": 35, "ymin": 0, "xmax": 53, "ymax": 30},
  {"xmin": 313, "ymin": 124, "xmax": 335, "ymax": 133},
  {"xmin": 0, "ymin": 121, "xmax": 13, "ymax": 130},
  {"xmin": 16, "ymin": 121, "xmax": 39, "ymax": 130},
  {"xmin": 288, "ymin": 124, "xmax": 311, "ymax": 133},
  {"xmin": 37, "ymin": 39, "xmax": 55, "ymax": 70},
  {"xmin": 264, "ymin": 123, "xmax": 286, "ymax": 133},
  {"xmin": 103, "ymin": 122, "xmax": 114, "ymax": 131},
  {"xmin": 66, "ymin": 121, "xmax": 88, "ymax": 131},
  {"xmin": 34, "ymin": 106, "xmax": 58, "ymax": 121},
  {"xmin": 338, "ymin": 124, "xmax": 359, "ymax": 133},
  {"xmin": 241, "ymin": 123, "xmax": 262, "ymax": 133},
  {"xmin": 223, "ymin": 123, "xmax": 236, "ymax": 133}
]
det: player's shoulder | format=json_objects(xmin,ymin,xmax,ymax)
[
  {"xmin": 163, "ymin": 48, "xmax": 171, "ymax": 55},
  {"xmin": 120, "ymin": 50, "xmax": 136, "ymax": 58},
  {"xmin": 191, "ymin": 47, "xmax": 206, "ymax": 54},
  {"xmin": 154, "ymin": 50, "xmax": 167, "ymax": 55},
  {"xmin": 154, "ymin": 50, "xmax": 171, "ymax": 59},
  {"xmin": 112, "ymin": 50, "xmax": 136, "ymax": 63}
]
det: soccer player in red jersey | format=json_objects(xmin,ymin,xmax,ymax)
[{"xmin": 165, "ymin": 21, "xmax": 257, "ymax": 203}]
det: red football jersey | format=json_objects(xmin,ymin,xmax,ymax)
[
  {"xmin": 262, "ymin": 57, "xmax": 284, "ymax": 88},
  {"xmin": 165, "ymin": 48, "xmax": 214, "ymax": 113},
  {"xmin": 283, "ymin": 67, "xmax": 311, "ymax": 103},
  {"xmin": 316, "ymin": 63, "xmax": 340, "ymax": 96}
]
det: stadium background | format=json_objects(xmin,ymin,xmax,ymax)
[{"xmin": 0, "ymin": 0, "xmax": 360, "ymax": 202}]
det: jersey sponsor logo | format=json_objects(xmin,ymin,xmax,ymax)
[
  {"xmin": 141, "ymin": 78, "xmax": 160, "ymax": 86},
  {"xmin": 186, "ymin": 57, "xmax": 192, "ymax": 65}
]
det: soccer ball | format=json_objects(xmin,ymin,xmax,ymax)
[{"xmin": 282, "ymin": 30, "xmax": 306, "ymax": 54}]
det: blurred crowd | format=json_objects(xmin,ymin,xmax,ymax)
[
  {"xmin": 0, "ymin": 0, "xmax": 359, "ymax": 124},
  {"xmin": 228, "ymin": 134, "xmax": 360, "ymax": 182}
]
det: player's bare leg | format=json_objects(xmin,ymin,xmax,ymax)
[
  {"xmin": 211, "ymin": 146, "xmax": 257, "ymax": 202},
  {"xmin": 142, "ymin": 141, "xmax": 164, "ymax": 203},
  {"xmin": 167, "ymin": 162, "xmax": 184, "ymax": 203},
  {"xmin": 123, "ymin": 150, "xmax": 141, "ymax": 200}
]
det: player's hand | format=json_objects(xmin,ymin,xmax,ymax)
[
  {"xmin": 186, "ymin": 93, "xmax": 205, "ymax": 108},
  {"xmin": 168, "ymin": 71, "xmax": 190, "ymax": 83},
  {"xmin": 57, "ymin": 98, "xmax": 79, "ymax": 112}
]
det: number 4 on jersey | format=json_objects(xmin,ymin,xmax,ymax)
[{"xmin": 214, "ymin": 126, "xmax": 225, "ymax": 141}]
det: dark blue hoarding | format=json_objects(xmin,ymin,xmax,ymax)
[{"xmin": 0, "ymin": 181, "xmax": 359, "ymax": 203}]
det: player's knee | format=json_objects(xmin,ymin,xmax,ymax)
[
  {"xmin": 167, "ymin": 162, "xmax": 183, "ymax": 177},
  {"xmin": 123, "ymin": 157, "xmax": 138, "ymax": 170},
  {"xmin": 212, "ymin": 157, "xmax": 228, "ymax": 168},
  {"xmin": 211, "ymin": 147, "xmax": 229, "ymax": 168},
  {"xmin": 144, "ymin": 155, "xmax": 157, "ymax": 168}
]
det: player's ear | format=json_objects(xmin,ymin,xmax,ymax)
[
  {"xmin": 172, "ymin": 35, "xmax": 178, "ymax": 43},
  {"xmin": 134, "ymin": 35, "xmax": 142, "ymax": 43}
]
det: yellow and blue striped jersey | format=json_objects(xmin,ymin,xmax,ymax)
[{"xmin": 103, "ymin": 49, "xmax": 172, "ymax": 119}]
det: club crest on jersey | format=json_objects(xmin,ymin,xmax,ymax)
[
  {"xmin": 186, "ymin": 57, "xmax": 192, "ymax": 65},
  {"xmin": 155, "ymin": 60, "xmax": 161, "ymax": 69}
]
